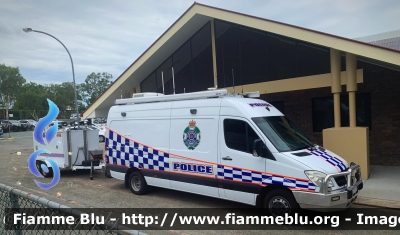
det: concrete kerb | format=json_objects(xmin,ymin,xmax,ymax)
[{"xmin": 354, "ymin": 196, "xmax": 400, "ymax": 209}]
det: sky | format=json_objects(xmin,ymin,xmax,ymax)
[{"xmin": 1, "ymin": 0, "xmax": 399, "ymax": 85}]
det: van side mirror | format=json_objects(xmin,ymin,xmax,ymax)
[{"xmin": 252, "ymin": 139, "xmax": 276, "ymax": 161}]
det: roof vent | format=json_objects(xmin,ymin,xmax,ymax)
[
  {"xmin": 132, "ymin": 93, "xmax": 164, "ymax": 98},
  {"xmin": 242, "ymin": 91, "xmax": 260, "ymax": 98}
]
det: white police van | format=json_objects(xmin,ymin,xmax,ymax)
[{"xmin": 105, "ymin": 89, "xmax": 363, "ymax": 215}]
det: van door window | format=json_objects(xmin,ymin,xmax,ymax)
[{"xmin": 224, "ymin": 119, "xmax": 259, "ymax": 154}]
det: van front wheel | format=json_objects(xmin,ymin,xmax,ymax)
[
  {"xmin": 129, "ymin": 171, "xmax": 148, "ymax": 195},
  {"xmin": 263, "ymin": 189, "xmax": 298, "ymax": 216}
]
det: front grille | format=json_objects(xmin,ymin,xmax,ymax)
[{"xmin": 334, "ymin": 176, "xmax": 347, "ymax": 187}]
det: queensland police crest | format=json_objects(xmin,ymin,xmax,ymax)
[{"xmin": 183, "ymin": 120, "xmax": 201, "ymax": 150}]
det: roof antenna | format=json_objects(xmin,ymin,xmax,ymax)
[
  {"xmin": 222, "ymin": 47, "xmax": 226, "ymax": 89},
  {"xmin": 232, "ymin": 68, "xmax": 236, "ymax": 96},
  {"xmin": 120, "ymin": 89, "xmax": 123, "ymax": 99},
  {"xmin": 172, "ymin": 67, "xmax": 176, "ymax": 94},
  {"xmin": 161, "ymin": 71, "xmax": 165, "ymax": 95}
]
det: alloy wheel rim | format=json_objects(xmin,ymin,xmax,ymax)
[
  {"xmin": 131, "ymin": 176, "xmax": 141, "ymax": 191},
  {"xmin": 269, "ymin": 196, "xmax": 291, "ymax": 216}
]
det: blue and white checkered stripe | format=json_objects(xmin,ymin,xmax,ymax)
[
  {"xmin": 217, "ymin": 165, "xmax": 316, "ymax": 191},
  {"xmin": 307, "ymin": 148, "xmax": 347, "ymax": 171},
  {"xmin": 106, "ymin": 130, "xmax": 170, "ymax": 171}
]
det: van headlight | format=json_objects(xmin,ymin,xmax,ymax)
[{"xmin": 304, "ymin": 170, "xmax": 334, "ymax": 188}]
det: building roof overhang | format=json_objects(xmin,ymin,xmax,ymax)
[{"xmin": 82, "ymin": 2, "xmax": 400, "ymax": 119}]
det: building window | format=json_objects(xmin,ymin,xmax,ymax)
[
  {"xmin": 156, "ymin": 57, "xmax": 173, "ymax": 94},
  {"xmin": 141, "ymin": 72, "xmax": 157, "ymax": 92},
  {"xmin": 172, "ymin": 40, "xmax": 193, "ymax": 93},
  {"xmin": 215, "ymin": 19, "xmax": 331, "ymax": 87},
  {"xmin": 312, "ymin": 93, "xmax": 371, "ymax": 132},
  {"xmin": 141, "ymin": 22, "xmax": 213, "ymax": 95},
  {"xmin": 296, "ymin": 42, "xmax": 330, "ymax": 77},
  {"xmin": 191, "ymin": 22, "xmax": 214, "ymax": 91}
]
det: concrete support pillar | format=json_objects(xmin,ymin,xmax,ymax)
[
  {"xmin": 330, "ymin": 49, "xmax": 341, "ymax": 128},
  {"xmin": 346, "ymin": 53, "xmax": 357, "ymax": 127},
  {"xmin": 211, "ymin": 19, "xmax": 218, "ymax": 88},
  {"xmin": 324, "ymin": 52, "xmax": 369, "ymax": 179}
]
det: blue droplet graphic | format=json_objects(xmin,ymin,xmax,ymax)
[
  {"xmin": 28, "ymin": 149, "xmax": 49, "ymax": 178},
  {"xmin": 34, "ymin": 99, "xmax": 59, "ymax": 146},
  {"xmin": 41, "ymin": 164, "xmax": 49, "ymax": 173},
  {"xmin": 46, "ymin": 122, "xmax": 58, "ymax": 144},
  {"xmin": 34, "ymin": 158, "xmax": 60, "ymax": 190}
]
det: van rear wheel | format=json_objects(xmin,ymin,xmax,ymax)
[
  {"xmin": 263, "ymin": 189, "xmax": 298, "ymax": 216},
  {"xmin": 36, "ymin": 161, "xmax": 53, "ymax": 178},
  {"xmin": 129, "ymin": 171, "xmax": 148, "ymax": 195}
]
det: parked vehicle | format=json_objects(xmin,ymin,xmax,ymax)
[
  {"xmin": 9, "ymin": 120, "xmax": 23, "ymax": 131},
  {"xmin": 18, "ymin": 120, "xmax": 28, "ymax": 131},
  {"xmin": 105, "ymin": 89, "xmax": 363, "ymax": 216},
  {"xmin": 48, "ymin": 120, "xmax": 68, "ymax": 129},
  {"xmin": 0, "ymin": 126, "xmax": 3, "ymax": 136},
  {"xmin": 93, "ymin": 118, "xmax": 107, "ymax": 124},
  {"xmin": 0, "ymin": 120, "xmax": 9, "ymax": 132},
  {"xmin": 91, "ymin": 124, "xmax": 106, "ymax": 142},
  {"xmin": 79, "ymin": 118, "xmax": 93, "ymax": 126},
  {"xmin": 2, "ymin": 120, "xmax": 20, "ymax": 132},
  {"xmin": 98, "ymin": 126, "xmax": 106, "ymax": 142},
  {"xmin": 20, "ymin": 119, "xmax": 37, "ymax": 131},
  {"xmin": 70, "ymin": 113, "xmax": 79, "ymax": 120}
]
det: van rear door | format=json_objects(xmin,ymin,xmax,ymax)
[{"xmin": 107, "ymin": 103, "xmax": 172, "ymax": 188}]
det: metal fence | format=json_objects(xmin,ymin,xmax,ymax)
[
  {"xmin": 0, "ymin": 183, "xmax": 146, "ymax": 235},
  {"xmin": 1, "ymin": 110, "xmax": 78, "ymax": 121}
]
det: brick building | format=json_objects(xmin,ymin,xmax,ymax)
[{"xmin": 82, "ymin": 3, "xmax": 400, "ymax": 173}]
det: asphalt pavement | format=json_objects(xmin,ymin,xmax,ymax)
[{"xmin": 1, "ymin": 131, "xmax": 399, "ymax": 234}]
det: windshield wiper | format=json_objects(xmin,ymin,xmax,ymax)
[{"xmin": 291, "ymin": 144, "xmax": 314, "ymax": 151}]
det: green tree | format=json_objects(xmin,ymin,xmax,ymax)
[
  {"xmin": 0, "ymin": 64, "xmax": 26, "ymax": 119},
  {"xmin": 81, "ymin": 72, "xmax": 112, "ymax": 106},
  {"xmin": 55, "ymin": 82, "xmax": 80, "ymax": 111},
  {"xmin": 76, "ymin": 83, "xmax": 87, "ymax": 112},
  {"xmin": 13, "ymin": 82, "xmax": 48, "ymax": 120}
]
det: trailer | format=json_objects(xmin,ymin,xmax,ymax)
[{"xmin": 33, "ymin": 126, "xmax": 105, "ymax": 180}]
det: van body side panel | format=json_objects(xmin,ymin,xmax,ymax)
[
  {"xmin": 168, "ymin": 100, "xmax": 221, "ymax": 198},
  {"xmin": 107, "ymin": 103, "xmax": 172, "ymax": 188}
]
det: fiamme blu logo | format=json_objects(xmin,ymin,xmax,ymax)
[{"xmin": 27, "ymin": 99, "xmax": 61, "ymax": 189}]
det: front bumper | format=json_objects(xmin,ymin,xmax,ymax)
[{"xmin": 293, "ymin": 163, "xmax": 363, "ymax": 211}]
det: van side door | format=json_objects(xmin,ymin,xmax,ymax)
[
  {"xmin": 168, "ymin": 101, "xmax": 220, "ymax": 198},
  {"xmin": 218, "ymin": 117, "xmax": 266, "ymax": 205}
]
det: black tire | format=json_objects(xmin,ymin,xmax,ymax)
[
  {"xmin": 42, "ymin": 167, "xmax": 53, "ymax": 178},
  {"xmin": 30, "ymin": 125, "xmax": 35, "ymax": 131},
  {"xmin": 128, "ymin": 171, "xmax": 148, "ymax": 195},
  {"xmin": 263, "ymin": 189, "xmax": 299, "ymax": 216},
  {"xmin": 99, "ymin": 135, "xmax": 105, "ymax": 142},
  {"xmin": 36, "ymin": 161, "xmax": 53, "ymax": 178}
]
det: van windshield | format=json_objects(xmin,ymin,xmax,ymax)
[{"xmin": 252, "ymin": 116, "xmax": 313, "ymax": 152}]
